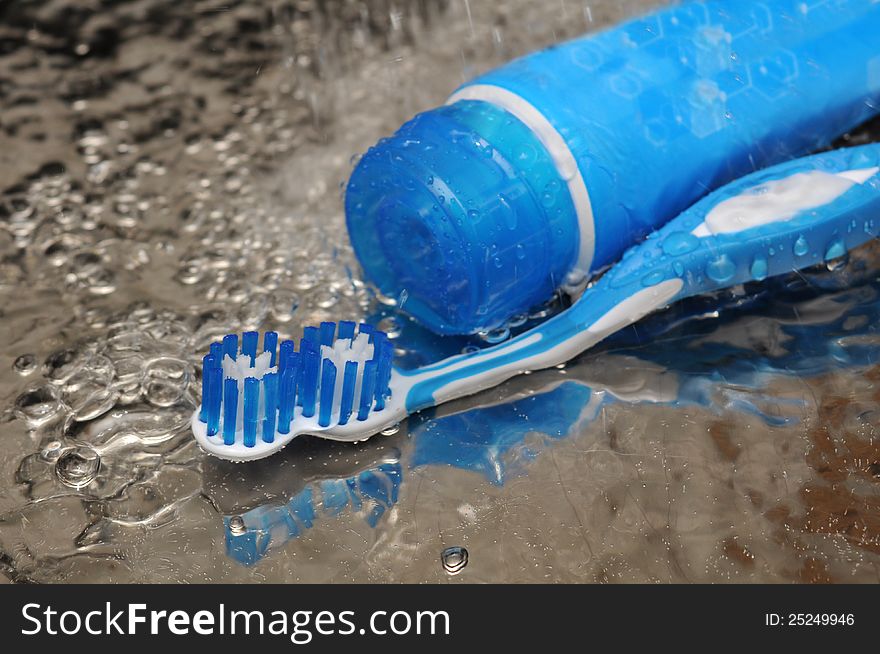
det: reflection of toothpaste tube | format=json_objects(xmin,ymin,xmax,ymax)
[{"xmin": 345, "ymin": 0, "xmax": 880, "ymax": 335}]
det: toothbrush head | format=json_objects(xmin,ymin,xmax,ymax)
[{"xmin": 191, "ymin": 322, "xmax": 404, "ymax": 461}]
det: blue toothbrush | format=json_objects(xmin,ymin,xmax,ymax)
[{"xmin": 192, "ymin": 144, "xmax": 880, "ymax": 460}]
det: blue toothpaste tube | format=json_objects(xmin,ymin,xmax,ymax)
[{"xmin": 344, "ymin": 0, "xmax": 880, "ymax": 335}]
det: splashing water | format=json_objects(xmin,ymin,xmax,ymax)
[{"xmin": 1, "ymin": 0, "xmax": 880, "ymax": 583}]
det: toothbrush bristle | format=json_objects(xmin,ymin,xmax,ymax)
[
  {"xmin": 196, "ymin": 322, "xmax": 393, "ymax": 448},
  {"xmin": 241, "ymin": 331, "xmax": 258, "ymax": 364},
  {"xmin": 263, "ymin": 331, "xmax": 278, "ymax": 366}
]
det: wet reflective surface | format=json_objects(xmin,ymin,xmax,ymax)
[{"xmin": 2, "ymin": 0, "xmax": 880, "ymax": 583}]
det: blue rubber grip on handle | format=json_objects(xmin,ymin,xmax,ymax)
[{"xmin": 591, "ymin": 143, "xmax": 880, "ymax": 308}]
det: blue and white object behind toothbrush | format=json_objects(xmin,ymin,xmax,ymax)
[
  {"xmin": 346, "ymin": 0, "xmax": 880, "ymax": 335},
  {"xmin": 193, "ymin": 144, "xmax": 880, "ymax": 460}
]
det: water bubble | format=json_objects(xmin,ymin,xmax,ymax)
[
  {"xmin": 498, "ymin": 195, "xmax": 517, "ymax": 231},
  {"xmin": 66, "ymin": 375, "xmax": 118, "ymax": 421},
  {"xmin": 229, "ymin": 516, "xmax": 247, "ymax": 535},
  {"xmin": 750, "ymin": 257, "xmax": 768, "ymax": 281},
  {"xmin": 824, "ymin": 239, "xmax": 846, "ymax": 262},
  {"xmin": 380, "ymin": 423, "xmax": 400, "ymax": 436},
  {"xmin": 13, "ymin": 353, "xmax": 37, "ymax": 375},
  {"xmin": 793, "ymin": 235, "xmax": 809, "ymax": 257},
  {"xmin": 461, "ymin": 344, "xmax": 480, "ymax": 355},
  {"xmin": 14, "ymin": 385, "xmax": 61, "ymax": 426},
  {"xmin": 376, "ymin": 316, "xmax": 402, "ymax": 339},
  {"xmin": 55, "ymin": 446, "xmax": 100, "ymax": 489},
  {"xmin": 480, "ymin": 327, "xmax": 510, "ymax": 344},
  {"xmin": 44, "ymin": 347, "xmax": 89, "ymax": 383},
  {"xmin": 41, "ymin": 441, "xmax": 64, "ymax": 461},
  {"xmin": 661, "ymin": 231, "xmax": 699, "ymax": 256},
  {"xmin": 641, "ymin": 270, "xmax": 665, "ymax": 287},
  {"xmin": 826, "ymin": 253, "xmax": 848, "ymax": 272},
  {"xmin": 706, "ymin": 254, "xmax": 736, "ymax": 283},
  {"xmin": 562, "ymin": 268, "xmax": 587, "ymax": 291},
  {"xmin": 440, "ymin": 546, "xmax": 468, "ymax": 575}
]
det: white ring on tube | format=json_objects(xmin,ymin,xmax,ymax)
[{"xmin": 447, "ymin": 84, "xmax": 596, "ymax": 274}]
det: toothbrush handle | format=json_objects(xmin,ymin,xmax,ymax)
[{"xmin": 403, "ymin": 145, "xmax": 880, "ymax": 413}]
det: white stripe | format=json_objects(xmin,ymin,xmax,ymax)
[{"xmin": 447, "ymin": 84, "xmax": 596, "ymax": 273}]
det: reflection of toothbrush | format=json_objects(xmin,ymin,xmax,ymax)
[{"xmin": 192, "ymin": 144, "xmax": 880, "ymax": 461}]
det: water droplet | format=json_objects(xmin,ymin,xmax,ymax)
[
  {"xmin": 380, "ymin": 423, "xmax": 400, "ymax": 436},
  {"xmin": 14, "ymin": 386, "xmax": 61, "ymax": 425},
  {"xmin": 750, "ymin": 257, "xmax": 768, "ymax": 281},
  {"xmin": 480, "ymin": 327, "xmax": 510, "ymax": 344},
  {"xmin": 41, "ymin": 441, "xmax": 64, "ymax": 461},
  {"xmin": 376, "ymin": 316, "xmax": 402, "ymax": 339},
  {"xmin": 44, "ymin": 348, "xmax": 89, "ymax": 383},
  {"xmin": 672, "ymin": 261, "xmax": 685, "ymax": 277},
  {"xmin": 497, "ymin": 195, "xmax": 517, "ymax": 231},
  {"xmin": 562, "ymin": 268, "xmax": 587, "ymax": 289},
  {"xmin": 441, "ymin": 546, "xmax": 468, "ymax": 575},
  {"xmin": 706, "ymin": 254, "xmax": 736, "ymax": 283},
  {"xmin": 641, "ymin": 270, "xmax": 665, "ymax": 287},
  {"xmin": 461, "ymin": 344, "xmax": 480, "ymax": 355},
  {"xmin": 13, "ymin": 353, "xmax": 37, "ymax": 375},
  {"xmin": 229, "ymin": 516, "xmax": 246, "ymax": 535},
  {"xmin": 661, "ymin": 231, "xmax": 699, "ymax": 256},
  {"xmin": 55, "ymin": 446, "xmax": 100, "ymax": 489},
  {"xmin": 824, "ymin": 239, "xmax": 846, "ymax": 262},
  {"xmin": 793, "ymin": 234, "xmax": 809, "ymax": 257}
]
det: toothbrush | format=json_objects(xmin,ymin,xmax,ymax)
[{"xmin": 192, "ymin": 144, "xmax": 880, "ymax": 461}]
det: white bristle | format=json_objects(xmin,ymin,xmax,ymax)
[
  {"xmin": 319, "ymin": 335, "xmax": 375, "ymax": 419},
  {"xmin": 220, "ymin": 351, "xmax": 277, "ymax": 434}
]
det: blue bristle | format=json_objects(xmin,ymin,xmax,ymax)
[
  {"xmin": 319, "ymin": 322, "xmax": 336, "ymax": 347},
  {"xmin": 200, "ymin": 322, "xmax": 396, "ymax": 437},
  {"xmin": 358, "ymin": 323, "xmax": 374, "ymax": 341},
  {"xmin": 205, "ymin": 365, "xmax": 222, "ymax": 436},
  {"xmin": 263, "ymin": 331, "xmax": 279, "ymax": 366},
  {"xmin": 338, "ymin": 320, "xmax": 356, "ymax": 341},
  {"xmin": 199, "ymin": 354, "xmax": 217, "ymax": 422},
  {"xmin": 223, "ymin": 378, "xmax": 238, "ymax": 445},
  {"xmin": 318, "ymin": 359, "xmax": 337, "ymax": 427},
  {"xmin": 278, "ymin": 339, "xmax": 295, "ymax": 373},
  {"xmin": 262, "ymin": 372, "xmax": 278, "ymax": 443},
  {"xmin": 243, "ymin": 377, "xmax": 259, "ymax": 448},
  {"xmin": 302, "ymin": 326, "xmax": 319, "ymax": 349},
  {"xmin": 242, "ymin": 331, "xmax": 258, "ymax": 364},
  {"xmin": 357, "ymin": 359, "xmax": 378, "ymax": 421},
  {"xmin": 222, "ymin": 334, "xmax": 238, "ymax": 361},
  {"xmin": 374, "ymin": 336, "xmax": 393, "ymax": 411},
  {"xmin": 297, "ymin": 339, "xmax": 315, "ymax": 408},
  {"xmin": 277, "ymin": 360, "xmax": 298, "ymax": 435},
  {"xmin": 301, "ymin": 346, "xmax": 320, "ymax": 418},
  {"xmin": 338, "ymin": 360, "xmax": 358, "ymax": 426}
]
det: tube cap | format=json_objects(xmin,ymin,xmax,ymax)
[{"xmin": 345, "ymin": 100, "xmax": 579, "ymax": 335}]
